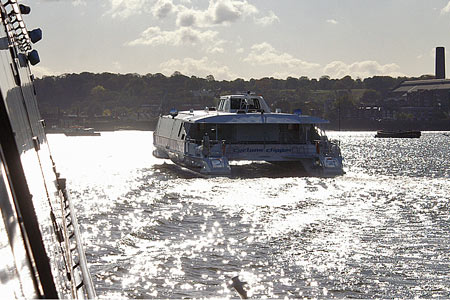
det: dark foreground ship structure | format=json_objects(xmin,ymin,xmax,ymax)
[{"xmin": 0, "ymin": 1, "xmax": 95, "ymax": 298}]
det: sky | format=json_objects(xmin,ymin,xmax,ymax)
[{"xmin": 23, "ymin": 0, "xmax": 450, "ymax": 80}]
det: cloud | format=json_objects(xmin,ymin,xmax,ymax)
[
  {"xmin": 105, "ymin": 0, "xmax": 151, "ymax": 19},
  {"xmin": 164, "ymin": 0, "xmax": 261, "ymax": 27},
  {"xmin": 31, "ymin": 65, "xmax": 58, "ymax": 78},
  {"xmin": 243, "ymin": 42, "xmax": 320, "ymax": 70},
  {"xmin": 323, "ymin": 60, "xmax": 404, "ymax": 78},
  {"xmin": 254, "ymin": 11, "xmax": 279, "ymax": 26},
  {"xmin": 152, "ymin": 0, "xmax": 174, "ymax": 19},
  {"xmin": 127, "ymin": 26, "xmax": 225, "ymax": 53},
  {"xmin": 207, "ymin": 45, "xmax": 225, "ymax": 54},
  {"xmin": 441, "ymin": 1, "xmax": 450, "ymax": 14},
  {"xmin": 72, "ymin": 0, "xmax": 87, "ymax": 6},
  {"xmin": 106, "ymin": 0, "xmax": 278, "ymax": 29},
  {"xmin": 176, "ymin": 9, "xmax": 198, "ymax": 27},
  {"xmin": 326, "ymin": 19, "xmax": 338, "ymax": 25},
  {"xmin": 159, "ymin": 57, "xmax": 237, "ymax": 80},
  {"xmin": 206, "ymin": 0, "xmax": 258, "ymax": 25},
  {"xmin": 241, "ymin": 43, "xmax": 405, "ymax": 79},
  {"xmin": 127, "ymin": 26, "xmax": 214, "ymax": 46},
  {"xmin": 43, "ymin": 0, "xmax": 87, "ymax": 6}
]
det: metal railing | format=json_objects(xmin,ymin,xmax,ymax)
[
  {"xmin": 57, "ymin": 178, "xmax": 97, "ymax": 299},
  {"xmin": 2, "ymin": 0, "xmax": 33, "ymax": 52}
]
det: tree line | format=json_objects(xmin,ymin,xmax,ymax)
[{"xmin": 34, "ymin": 72, "xmax": 433, "ymax": 121}]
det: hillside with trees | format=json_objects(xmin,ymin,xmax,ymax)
[{"xmin": 35, "ymin": 72, "xmax": 449, "ymax": 131}]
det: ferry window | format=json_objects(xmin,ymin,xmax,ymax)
[
  {"xmin": 217, "ymin": 124, "xmax": 236, "ymax": 142},
  {"xmin": 178, "ymin": 123, "xmax": 183, "ymax": 136},
  {"xmin": 309, "ymin": 125, "xmax": 321, "ymax": 141},
  {"xmin": 299, "ymin": 126, "xmax": 307, "ymax": 143},
  {"xmin": 189, "ymin": 123, "xmax": 211, "ymax": 142},
  {"xmin": 224, "ymin": 100, "xmax": 230, "ymax": 111},
  {"xmin": 254, "ymin": 99, "xmax": 260, "ymax": 109},
  {"xmin": 248, "ymin": 98, "xmax": 261, "ymax": 110},
  {"xmin": 159, "ymin": 117, "xmax": 174, "ymax": 137},
  {"xmin": 231, "ymin": 98, "xmax": 241, "ymax": 109},
  {"xmin": 218, "ymin": 100, "xmax": 224, "ymax": 111}
]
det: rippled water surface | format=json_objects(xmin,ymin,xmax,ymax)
[{"xmin": 47, "ymin": 131, "xmax": 450, "ymax": 299}]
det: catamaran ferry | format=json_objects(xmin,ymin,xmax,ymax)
[{"xmin": 153, "ymin": 92, "xmax": 344, "ymax": 176}]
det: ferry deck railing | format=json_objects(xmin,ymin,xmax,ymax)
[{"xmin": 57, "ymin": 178, "xmax": 97, "ymax": 299}]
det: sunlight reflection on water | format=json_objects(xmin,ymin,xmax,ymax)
[{"xmin": 48, "ymin": 131, "xmax": 450, "ymax": 299}]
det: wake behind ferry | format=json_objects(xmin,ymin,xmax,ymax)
[{"xmin": 153, "ymin": 92, "xmax": 344, "ymax": 176}]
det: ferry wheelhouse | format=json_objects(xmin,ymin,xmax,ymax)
[{"xmin": 153, "ymin": 93, "xmax": 344, "ymax": 176}]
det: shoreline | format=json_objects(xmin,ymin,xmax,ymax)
[{"xmin": 44, "ymin": 119, "xmax": 450, "ymax": 133}]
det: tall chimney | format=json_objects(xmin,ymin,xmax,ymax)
[{"xmin": 436, "ymin": 46, "xmax": 445, "ymax": 79}]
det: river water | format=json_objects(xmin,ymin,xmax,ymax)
[{"xmin": 47, "ymin": 131, "xmax": 450, "ymax": 299}]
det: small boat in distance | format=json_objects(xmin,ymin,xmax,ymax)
[
  {"xmin": 64, "ymin": 127, "xmax": 101, "ymax": 136},
  {"xmin": 375, "ymin": 130, "xmax": 421, "ymax": 138},
  {"xmin": 153, "ymin": 92, "xmax": 344, "ymax": 176}
]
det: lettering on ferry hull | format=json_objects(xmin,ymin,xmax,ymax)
[
  {"xmin": 228, "ymin": 145, "xmax": 317, "ymax": 156},
  {"xmin": 231, "ymin": 147, "xmax": 293, "ymax": 153}
]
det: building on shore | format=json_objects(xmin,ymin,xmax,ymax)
[
  {"xmin": 357, "ymin": 47, "xmax": 450, "ymax": 122},
  {"xmin": 387, "ymin": 78, "xmax": 450, "ymax": 121}
]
